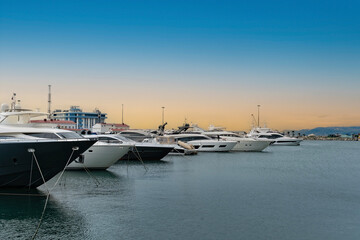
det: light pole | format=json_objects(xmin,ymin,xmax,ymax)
[
  {"xmin": 162, "ymin": 107, "xmax": 165, "ymax": 125},
  {"xmin": 122, "ymin": 104, "xmax": 124, "ymax": 124},
  {"xmin": 257, "ymin": 105, "xmax": 261, "ymax": 127}
]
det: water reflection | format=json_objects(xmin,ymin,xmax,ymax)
[
  {"xmin": 117, "ymin": 159, "xmax": 171, "ymax": 165},
  {"xmin": 64, "ymin": 169, "xmax": 121, "ymax": 179},
  {"xmin": 0, "ymin": 189, "xmax": 86, "ymax": 239}
]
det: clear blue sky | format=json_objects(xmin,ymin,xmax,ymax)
[{"xmin": 1, "ymin": 0, "xmax": 360, "ymax": 129}]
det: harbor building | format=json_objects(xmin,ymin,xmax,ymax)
[
  {"xmin": 29, "ymin": 119, "xmax": 77, "ymax": 130},
  {"xmin": 52, "ymin": 106, "xmax": 107, "ymax": 130}
]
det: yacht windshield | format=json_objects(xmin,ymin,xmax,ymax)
[
  {"xmin": 177, "ymin": 135, "xmax": 211, "ymax": 142},
  {"xmin": 120, "ymin": 132, "xmax": 146, "ymax": 136},
  {"xmin": 97, "ymin": 136, "xmax": 122, "ymax": 143},
  {"xmin": 113, "ymin": 135, "xmax": 135, "ymax": 143},
  {"xmin": 258, "ymin": 134, "xmax": 282, "ymax": 139},
  {"xmin": 24, "ymin": 133, "xmax": 60, "ymax": 139},
  {"xmin": 57, "ymin": 132, "xmax": 83, "ymax": 139}
]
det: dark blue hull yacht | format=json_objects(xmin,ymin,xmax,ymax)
[{"xmin": 0, "ymin": 139, "xmax": 96, "ymax": 188}]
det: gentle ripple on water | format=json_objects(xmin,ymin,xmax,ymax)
[{"xmin": 1, "ymin": 141, "xmax": 360, "ymax": 240}]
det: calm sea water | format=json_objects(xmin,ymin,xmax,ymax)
[{"xmin": 1, "ymin": 141, "xmax": 360, "ymax": 240}]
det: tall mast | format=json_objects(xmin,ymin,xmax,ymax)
[{"xmin": 11, "ymin": 93, "xmax": 16, "ymax": 110}]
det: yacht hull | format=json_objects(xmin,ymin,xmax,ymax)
[
  {"xmin": 67, "ymin": 145, "xmax": 130, "ymax": 170},
  {"xmin": 219, "ymin": 137, "xmax": 270, "ymax": 152},
  {"xmin": 120, "ymin": 145, "xmax": 173, "ymax": 161},
  {"xmin": 271, "ymin": 140, "xmax": 302, "ymax": 146},
  {"xmin": 232, "ymin": 140, "xmax": 270, "ymax": 152},
  {"xmin": 0, "ymin": 140, "xmax": 95, "ymax": 188},
  {"xmin": 187, "ymin": 140, "xmax": 237, "ymax": 152}
]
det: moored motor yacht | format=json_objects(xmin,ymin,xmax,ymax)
[
  {"xmin": 204, "ymin": 131, "xmax": 271, "ymax": 152},
  {"xmin": 111, "ymin": 135, "xmax": 175, "ymax": 161},
  {"xmin": 187, "ymin": 125, "xmax": 270, "ymax": 152},
  {"xmin": 247, "ymin": 127, "xmax": 302, "ymax": 146},
  {"xmin": 0, "ymin": 126, "xmax": 130, "ymax": 170},
  {"xmin": 67, "ymin": 134, "xmax": 132, "ymax": 170},
  {"xmin": 161, "ymin": 134, "xmax": 236, "ymax": 152},
  {"xmin": 0, "ymin": 126, "xmax": 96, "ymax": 188}
]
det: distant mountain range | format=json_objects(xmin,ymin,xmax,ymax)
[{"xmin": 296, "ymin": 126, "xmax": 360, "ymax": 136}]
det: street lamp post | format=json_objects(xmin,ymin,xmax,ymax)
[
  {"xmin": 122, "ymin": 104, "xmax": 124, "ymax": 124},
  {"xmin": 257, "ymin": 105, "xmax": 261, "ymax": 127}
]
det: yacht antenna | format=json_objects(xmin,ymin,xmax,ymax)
[
  {"xmin": 257, "ymin": 105, "xmax": 261, "ymax": 127},
  {"xmin": 11, "ymin": 93, "xmax": 16, "ymax": 111}
]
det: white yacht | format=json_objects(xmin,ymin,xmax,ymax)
[
  {"xmin": 161, "ymin": 134, "xmax": 236, "ymax": 152},
  {"xmin": 204, "ymin": 131, "xmax": 271, "ymax": 152},
  {"xmin": 67, "ymin": 134, "xmax": 132, "ymax": 170},
  {"xmin": 247, "ymin": 127, "xmax": 302, "ymax": 146},
  {"xmin": 188, "ymin": 125, "xmax": 270, "ymax": 152}
]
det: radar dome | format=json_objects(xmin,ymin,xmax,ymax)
[{"xmin": 1, "ymin": 103, "xmax": 9, "ymax": 112}]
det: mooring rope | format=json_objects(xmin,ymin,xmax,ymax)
[
  {"xmin": 29, "ymin": 149, "xmax": 50, "ymax": 240},
  {"xmin": 82, "ymin": 163, "xmax": 101, "ymax": 186},
  {"xmin": 133, "ymin": 146, "xmax": 148, "ymax": 171},
  {"xmin": 0, "ymin": 146, "xmax": 81, "ymax": 239},
  {"xmin": 30, "ymin": 147, "xmax": 79, "ymax": 240},
  {"xmin": 30, "ymin": 150, "xmax": 49, "ymax": 194},
  {"xmin": 28, "ymin": 154, "xmax": 34, "ymax": 190},
  {"xmin": 49, "ymin": 147, "xmax": 77, "ymax": 192},
  {"xmin": 172, "ymin": 147, "xmax": 193, "ymax": 161}
]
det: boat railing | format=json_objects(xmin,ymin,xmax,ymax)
[{"xmin": 0, "ymin": 138, "xmax": 92, "ymax": 143}]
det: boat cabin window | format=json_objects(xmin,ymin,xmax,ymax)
[
  {"xmin": 258, "ymin": 134, "xmax": 282, "ymax": 139},
  {"xmin": 24, "ymin": 133, "xmax": 60, "ymax": 139},
  {"xmin": 223, "ymin": 134, "xmax": 239, "ymax": 137},
  {"xmin": 57, "ymin": 132, "xmax": 83, "ymax": 139},
  {"xmin": 258, "ymin": 135, "xmax": 269, "ymax": 139},
  {"xmin": 98, "ymin": 136, "xmax": 122, "ymax": 143},
  {"xmin": 113, "ymin": 135, "xmax": 135, "ymax": 143},
  {"xmin": 120, "ymin": 132, "xmax": 145, "ymax": 136},
  {"xmin": 271, "ymin": 134, "xmax": 283, "ymax": 139},
  {"xmin": 177, "ymin": 136, "xmax": 210, "ymax": 142},
  {"xmin": 0, "ymin": 136, "xmax": 17, "ymax": 139}
]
